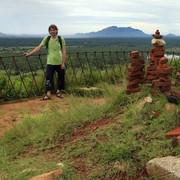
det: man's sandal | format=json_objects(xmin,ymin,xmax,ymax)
[
  {"xmin": 41, "ymin": 95, "xmax": 51, "ymax": 101},
  {"xmin": 56, "ymin": 92, "xmax": 63, "ymax": 98}
]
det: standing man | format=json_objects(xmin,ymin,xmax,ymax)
[{"xmin": 24, "ymin": 24, "xmax": 66, "ymax": 100}]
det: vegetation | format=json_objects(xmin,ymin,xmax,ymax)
[
  {"xmin": 1, "ymin": 37, "xmax": 180, "ymax": 56},
  {"xmin": 0, "ymin": 37, "xmax": 179, "ymax": 179},
  {"xmin": 0, "ymin": 37, "xmax": 179, "ymax": 102},
  {"xmin": 0, "ymin": 83, "xmax": 179, "ymax": 179}
]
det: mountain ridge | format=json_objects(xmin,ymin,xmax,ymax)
[
  {"xmin": 75, "ymin": 26, "xmax": 150, "ymax": 37},
  {"xmin": 0, "ymin": 26, "xmax": 178, "ymax": 38}
]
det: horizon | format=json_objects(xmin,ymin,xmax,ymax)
[{"xmin": 0, "ymin": 26, "xmax": 179, "ymax": 37}]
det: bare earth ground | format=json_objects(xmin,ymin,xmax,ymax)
[
  {"xmin": 0, "ymin": 96, "xmax": 149, "ymax": 179},
  {"xmin": 0, "ymin": 95, "xmax": 105, "ymax": 137}
]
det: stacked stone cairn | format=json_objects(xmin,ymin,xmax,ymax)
[
  {"xmin": 147, "ymin": 30, "xmax": 166, "ymax": 82},
  {"xmin": 126, "ymin": 30, "xmax": 177, "ymax": 98},
  {"xmin": 152, "ymin": 56, "xmax": 173, "ymax": 93},
  {"xmin": 149, "ymin": 30, "xmax": 173, "ymax": 94},
  {"xmin": 126, "ymin": 51, "xmax": 145, "ymax": 94}
]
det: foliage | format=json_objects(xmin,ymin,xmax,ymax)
[{"xmin": 0, "ymin": 37, "xmax": 179, "ymax": 102}]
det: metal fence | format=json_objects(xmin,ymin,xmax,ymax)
[{"xmin": 0, "ymin": 51, "xmax": 179, "ymax": 102}]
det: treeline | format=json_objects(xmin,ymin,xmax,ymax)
[{"xmin": 1, "ymin": 37, "xmax": 180, "ymax": 53}]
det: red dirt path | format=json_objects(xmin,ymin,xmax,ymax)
[{"xmin": 0, "ymin": 95, "xmax": 105, "ymax": 137}]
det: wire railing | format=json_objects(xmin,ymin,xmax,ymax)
[{"xmin": 0, "ymin": 51, "xmax": 179, "ymax": 102}]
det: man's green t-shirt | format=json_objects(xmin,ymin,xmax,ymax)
[{"xmin": 41, "ymin": 36, "xmax": 66, "ymax": 65}]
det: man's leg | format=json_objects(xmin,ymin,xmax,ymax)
[
  {"xmin": 46, "ymin": 65, "xmax": 55, "ymax": 96},
  {"xmin": 56, "ymin": 65, "xmax": 65, "ymax": 91},
  {"xmin": 56, "ymin": 65, "xmax": 65, "ymax": 96}
]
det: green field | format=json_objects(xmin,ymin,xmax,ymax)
[{"xmin": 1, "ymin": 37, "xmax": 180, "ymax": 56}]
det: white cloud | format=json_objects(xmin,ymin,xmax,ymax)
[{"xmin": 0, "ymin": 0, "xmax": 180, "ymax": 35}]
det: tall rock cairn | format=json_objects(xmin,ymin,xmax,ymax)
[
  {"xmin": 149, "ymin": 30, "xmax": 173, "ymax": 94},
  {"xmin": 126, "ymin": 51, "xmax": 145, "ymax": 94},
  {"xmin": 147, "ymin": 30, "xmax": 166, "ymax": 82}
]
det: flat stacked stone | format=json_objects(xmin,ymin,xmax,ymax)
[
  {"xmin": 126, "ymin": 51, "xmax": 145, "ymax": 94},
  {"xmin": 147, "ymin": 30, "xmax": 166, "ymax": 82},
  {"xmin": 152, "ymin": 56, "xmax": 173, "ymax": 93}
]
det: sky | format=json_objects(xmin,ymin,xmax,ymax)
[{"xmin": 0, "ymin": 0, "xmax": 180, "ymax": 36}]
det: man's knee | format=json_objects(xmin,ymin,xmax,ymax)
[{"xmin": 46, "ymin": 79, "xmax": 52, "ymax": 89}]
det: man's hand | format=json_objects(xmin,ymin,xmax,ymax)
[
  {"xmin": 61, "ymin": 63, "xmax": 65, "ymax": 69},
  {"xmin": 23, "ymin": 52, "xmax": 31, "ymax": 57}
]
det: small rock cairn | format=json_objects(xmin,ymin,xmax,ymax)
[
  {"xmin": 152, "ymin": 56, "xmax": 173, "ymax": 93},
  {"xmin": 126, "ymin": 51, "xmax": 145, "ymax": 94}
]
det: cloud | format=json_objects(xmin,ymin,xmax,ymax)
[{"xmin": 0, "ymin": 0, "xmax": 180, "ymax": 35}]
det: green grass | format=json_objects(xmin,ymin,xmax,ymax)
[{"xmin": 0, "ymin": 83, "xmax": 179, "ymax": 179}]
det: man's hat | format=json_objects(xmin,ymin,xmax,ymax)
[{"xmin": 152, "ymin": 30, "xmax": 163, "ymax": 39}]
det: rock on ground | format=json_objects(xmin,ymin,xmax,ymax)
[{"xmin": 146, "ymin": 156, "xmax": 180, "ymax": 180}]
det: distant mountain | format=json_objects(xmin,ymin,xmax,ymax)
[
  {"xmin": 0, "ymin": 32, "xmax": 44, "ymax": 38},
  {"xmin": 75, "ymin": 26, "xmax": 150, "ymax": 38},
  {"xmin": 165, "ymin": 33, "xmax": 177, "ymax": 37},
  {"xmin": 0, "ymin": 28, "xmax": 178, "ymax": 38},
  {"xmin": 0, "ymin": 32, "xmax": 7, "ymax": 36}
]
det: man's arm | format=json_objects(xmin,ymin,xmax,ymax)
[
  {"xmin": 24, "ymin": 44, "xmax": 43, "ymax": 56},
  {"xmin": 61, "ymin": 46, "xmax": 67, "ymax": 69}
]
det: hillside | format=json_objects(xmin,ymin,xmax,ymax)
[{"xmin": 0, "ymin": 83, "xmax": 179, "ymax": 179}]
